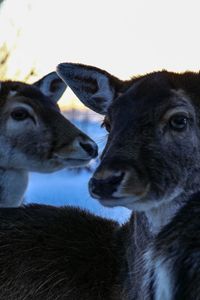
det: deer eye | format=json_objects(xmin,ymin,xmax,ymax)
[
  {"xmin": 169, "ymin": 114, "xmax": 188, "ymax": 131},
  {"xmin": 101, "ymin": 117, "xmax": 111, "ymax": 132},
  {"xmin": 11, "ymin": 108, "xmax": 29, "ymax": 121}
]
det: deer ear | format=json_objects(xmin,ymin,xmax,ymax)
[
  {"xmin": 33, "ymin": 72, "xmax": 67, "ymax": 103},
  {"xmin": 56, "ymin": 63, "xmax": 121, "ymax": 114}
]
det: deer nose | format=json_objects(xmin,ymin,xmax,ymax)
[
  {"xmin": 79, "ymin": 139, "xmax": 98, "ymax": 159},
  {"xmin": 89, "ymin": 171, "xmax": 125, "ymax": 199}
]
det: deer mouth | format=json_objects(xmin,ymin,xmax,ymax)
[
  {"xmin": 94, "ymin": 189, "xmax": 150, "ymax": 209},
  {"xmin": 89, "ymin": 169, "xmax": 150, "ymax": 208},
  {"xmin": 64, "ymin": 158, "xmax": 92, "ymax": 167},
  {"xmin": 52, "ymin": 154, "xmax": 92, "ymax": 167}
]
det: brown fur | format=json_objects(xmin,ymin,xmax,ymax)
[{"xmin": 0, "ymin": 204, "xmax": 123, "ymax": 300}]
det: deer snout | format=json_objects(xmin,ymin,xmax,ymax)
[
  {"xmin": 54, "ymin": 136, "xmax": 98, "ymax": 165},
  {"xmin": 79, "ymin": 139, "xmax": 98, "ymax": 159},
  {"xmin": 89, "ymin": 164, "xmax": 150, "ymax": 208},
  {"xmin": 89, "ymin": 170, "xmax": 125, "ymax": 199}
]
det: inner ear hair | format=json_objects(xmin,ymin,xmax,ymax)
[
  {"xmin": 33, "ymin": 72, "xmax": 66, "ymax": 102},
  {"xmin": 56, "ymin": 63, "xmax": 127, "ymax": 114}
]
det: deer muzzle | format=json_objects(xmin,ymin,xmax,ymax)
[{"xmin": 89, "ymin": 165, "xmax": 149, "ymax": 205}]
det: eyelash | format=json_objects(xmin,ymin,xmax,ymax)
[
  {"xmin": 101, "ymin": 121, "xmax": 106, "ymax": 128},
  {"xmin": 101, "ymin": 118, "xmax": 111, "ymax": 132}
]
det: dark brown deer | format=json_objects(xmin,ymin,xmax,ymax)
[
  {"xmin": 57, "ymin": 63, "xmax": 200, "ymax": 300},
  {"xmin": 0, "ymin": 71, "xmax": 97, "ymax": 207}
]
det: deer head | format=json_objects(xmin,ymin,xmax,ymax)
[
  {"xmin": 57, "ymin": 63, "xmax": 200, "ymax": 212},
  {"xmin": 0, "ymin": 71, "xmax": 98, "ymax": 173}
]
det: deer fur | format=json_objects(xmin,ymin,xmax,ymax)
[{"xmin": 0, "ymin": 204, "xmax": 123, "ymax": 300}]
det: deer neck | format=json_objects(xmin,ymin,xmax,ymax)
[
  {"xmin": 0, "ymin": 168, "xmax": 28, "ymax": 207},
  {"xmin": 145, "ymin": 194, "xmax": 186, "ymax": 235}
]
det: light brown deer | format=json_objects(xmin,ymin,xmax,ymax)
[
  {"xmin": 0, "ymin": 71, "xmax": 97, "ymax": 207},
  {"xmin": 0, "ymin": 72, "xmax": 121, "ymax": 300}
]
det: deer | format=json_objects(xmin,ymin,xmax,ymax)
[
  {"xmin": 57, "ymin": 63, "xmax": 200, "ymax": 300},
  {"xmin": 0, "ymin": 72, "xmax": 123, "ymax": 300},
  {"xmin": 0, "ymin": 71, "xmax": 98, "ymax": 207}
]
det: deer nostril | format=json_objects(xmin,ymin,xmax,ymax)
[
  {"xmin": 80, "ymin": 142, "xmax": 98, "ymax": 158},
  {"xmin": 89, "ymin": 172, "xmax": 125, "ymax": 198}
]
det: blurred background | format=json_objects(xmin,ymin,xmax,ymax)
[{"xmin": 0, "ymin": 0, "xmax": 199, "ymax": 223}]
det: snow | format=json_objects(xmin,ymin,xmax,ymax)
[{"xmin": 25, "ymin": 115, "xmax": 131, "ymax": 224}]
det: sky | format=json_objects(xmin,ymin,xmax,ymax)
[{"xmin": 0, "ymin": 0, "xmax": 200, "ymax": 108}]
